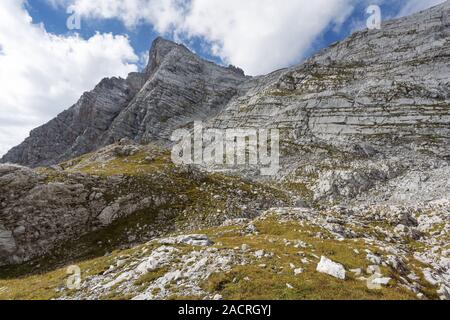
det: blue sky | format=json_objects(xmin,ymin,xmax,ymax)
[
  {"xmin": 0, "ymin": 0, "xmax": 446, "ymax": 156},
  {"xmin": 27, "ymin": 0, "xmax": 160, "ymax": 68}
]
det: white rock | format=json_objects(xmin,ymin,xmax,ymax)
[
  {"xmin": 163, "ymin": 270, "xmax": 182, "ymax": 282},
  {"xmin": 254, "ymin": 250, "xmax": 265, "ymax": 259},
  {"xmin": 371, "ymin": 277, "xmax": 391, "ymax": 285},
  {"xmin": 294, "ymin": 268, "xmax": 303, "ymax": 275},
  {"xmin": 245, "ymin": 224, "xmax": 258, "ymax": 234},
  {"xmin": 423, "ymin": 268, "xmax": 440, "ymax": 286},
  {"xmin": 116, "ymin": 259, "xmax": 127, "ymax": 267},
  {"xmin": 367, "ymin": 265, "xmax": 380, "ymax": 275},
  {"xmin": 366, "ymin": 253, "xmax": 382, "ymax": 265},
  {"xmin": 103, "ymin": 271, "xmax": 132, "ymax": 289},
  {"xmin": 316, "ymin": 256, "xmax": 346, "ymax": 280},
  {"xmin": 437, "ymin": 285, "xmax": 450, "ymax": 300},
  {"xmin": 394, "ymin": 224, "xmax": 408, "ymax": 234},
  {"xmin": 407, "ymin": 272, "xmax": 420, "ymax": 281},
  {"xmin": 135, "ymin": 246, "xmax": 178, "ymax": 274}
]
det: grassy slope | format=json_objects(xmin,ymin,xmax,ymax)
[{"xmin": 0, "ymin": 215, "xmax": 428, "ymax": 300}]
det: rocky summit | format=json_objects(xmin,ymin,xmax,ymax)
[{"xmin": 0, "ymin": 2, "xmax": 449, "ymax": 300}]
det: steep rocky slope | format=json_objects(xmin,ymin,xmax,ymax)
[
  {"xmin": 1, "ymin": 38, "xmax": 248, "ymax": 167},
  {"xmin": 1, "ymin": 75, "xmax": 145, "ymax": 167}
]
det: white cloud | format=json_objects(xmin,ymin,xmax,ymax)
[
  {"xmin": 177, "ymin": 0, "xmax": 355, "ymax": 75},
  {"xmin": 51, "ymin": 0, "xmax": 187, "ymax": 31},
  {"xmin": 52, "ymin": 0, "xmax": 448, "ymax": 76},
  {"xmin": 53, "ymin": 0, "xmax": 356, "ymax": 75},
  {"xmin": 0, "ymin": 0, "xmax": 138, "ymax": 156}
]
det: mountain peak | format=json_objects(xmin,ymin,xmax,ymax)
[
  {"xmin": 145, "ymin": 37, "xmax": 189, "ymax": 75},
  {"xmin": 152, "ymin": 36, "xmax": 179, "ymax": 48},
  {"xmin": 150, "ymin": 37, "xmax": 181, "ymax": 54}
]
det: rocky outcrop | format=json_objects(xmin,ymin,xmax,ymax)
[
  {"xmin": 19, "ymin": 202, "xmax": 443, "ymax": 300},
  {"xmin": 0, "ymin": 163, "xmax": 110, "ymax": 266},
  {"xmin": 103, "ymin": 38, "xmax": 249, "ymax": 146}
]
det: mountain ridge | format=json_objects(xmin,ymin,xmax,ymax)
[{"xmin": 0, "ymin": 36, "xmax": 249, "ymax": 167}]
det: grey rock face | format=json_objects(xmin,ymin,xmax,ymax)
[
  {"xmin": 3, "ymin": 4, "xmax": 450, "ymax": 168},
  {"xmin": 1, "ymin": 75, "xmax": 145, "ymax": 167},
  {"xmin": 103, "ymin": 38, "xmax": 249, "ymax": 145},
  {"xmin": 202, "ymin": 2, "xmax": 450, "ymax": 204},
  {"xmin": 0, "ymin": 163, "xmax": 106, "ymax": 266},
  {"xmin": 1, "ymin": 38, "xmax": 248, "ymax": 167},
  {"xmin": 209, "ymin": 2, "xmax": 450, "ymax": 149}
]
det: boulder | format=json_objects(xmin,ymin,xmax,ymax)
[{"xmin": 316, "ymin": 256, "xmax": 346, "ymax": 280}]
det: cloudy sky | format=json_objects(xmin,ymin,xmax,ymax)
[{"xmin": 0, "ymin": 0, "xmax": 446, "ymax": 157}]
